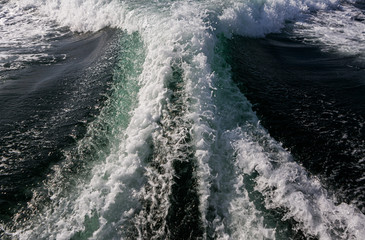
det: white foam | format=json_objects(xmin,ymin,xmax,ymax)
[
  {"xmin": 231, "ymin": 125, "xmax": 365, "ymax": 239},
  {"xmin": 215, "ymin": 0, "xmax": 337, "ymax": 37},
  {"xmin": 8, "ymin": 0, "xmax": 338, "ymax": 36}
]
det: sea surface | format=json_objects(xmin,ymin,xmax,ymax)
[{"xmin": 0, "ymin": 0, "xmax": 365, "ymax": 239}]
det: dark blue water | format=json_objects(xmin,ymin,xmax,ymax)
[
  {"xmin": 0, "ymin": 29, "xmax": 119, "ymax": 222},
  {"xmin": 227, "ymin": 33, "xmax": 365, "ymax": 212}
]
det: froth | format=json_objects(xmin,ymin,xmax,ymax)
[
  {"xmin": 294, "ymin": 2, "xmax": 365, "ymax": 58},
  {"xmin": 232, "ymin": 126, "xmax": 365, "ymax": 239},
  {"xmin": 10, "ymin": 0, "xmax": 339, "ymax": 37}
]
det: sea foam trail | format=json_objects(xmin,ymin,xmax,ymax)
[{"xmin": 6, "ymin": 0, "xmax": 365, "ymax": 239}]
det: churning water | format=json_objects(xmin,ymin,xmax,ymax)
[{"xmin": 1, "ymin": 0, "xmax": 365, "ymax": 239}]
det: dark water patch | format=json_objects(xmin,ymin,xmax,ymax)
[
  {"xmin": 168, "ymin": 153, "xmax": 202, "ymax": 240},
  {"xmin": 167, "ymin": 66, "xmax": 203, "ymax": 239},
  {"xmin": 165, "ymin": 64, "xmax": 203, "ymax": 240},
  {"xmin": 353, "ymin": 0, "xmax": 365, "ymax": 11},
  {"xmin": 0, "ymin": 28, "xmax": 119, "ymax": 222},
  {"xmin": 138, "ymin": 62, "xmax": 203, "ymax": 239},
  {"xmin": 226, "ymin": 34, "xmax": 365, "ymax": 212}
]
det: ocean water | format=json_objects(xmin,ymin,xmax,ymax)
[{"xmin": 0, "ymin": 0, "xmax": 364, "ymax": 239}]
